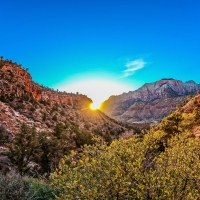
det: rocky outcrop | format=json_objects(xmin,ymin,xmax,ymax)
[
  {"xmin": 101, "ymin": 78, "xmax": 200, "ymax": 123},
  {"xmin": 0, "ymin": 57, "xmax": 141, "ymax": 173},
  {"xmin": 0, "ymin": 59, "xmax": 92, "ymax": 109},
  {"xmin": 0, "ymin": 58, "xmax": 136, "ymax": 139}
]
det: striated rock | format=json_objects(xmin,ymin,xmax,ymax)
[{"xmin": 101, "ymin": 78, "xmax": 200, "ymax": 124}]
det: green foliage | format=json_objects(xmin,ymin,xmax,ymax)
[
  {"xmin": 60, "ymin": 110, "xmax": 65, "ymax": 116},
  {"xmin": 74, "ymin": 131, "xmax": 94, "ymax": 147},
  {"xmin": 39, "ymin": 99, "xmax": 50, "ymax": 106},
  {"xmin": 23, "ymin": 176, "xmax": 59, "ymax": 200},
  {"xmin": 7, "ymin": 123, "xmax": 39, "ymax": 175},
  {"xmin": 7, "ymin": 123, "xmax": 75, "ymax": 176},
  {"xmin": 48, "ymin": 123, "xmax": 75, "ymax": 172},
  {"xmin": 148, "ymin": 132, "xmax": 200, "ymax": 199},
  {"xmin": 29, "ymin": 97, "xmax": 38, "ymax": 105},
  {"xmin": 53, "ymin": 123, "xmax": 65, "ymax": 139},
  {"xmin": 0, "ymin": 172, "xmax": 58, "ymax": 200}
]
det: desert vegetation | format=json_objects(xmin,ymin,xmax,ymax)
[{"xmin": 0, "ymin": 95, "xmax": 200, "ymax": 199}]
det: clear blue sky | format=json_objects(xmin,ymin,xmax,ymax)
[{"xmin": 1, "ymin": 0, "xmax": 200, "ymax": 105}]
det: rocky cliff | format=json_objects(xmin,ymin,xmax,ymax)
[
  {"xmin": 0, "ymin": 58, "xmax": 136, "ymax": 138},
  {"xmin": 101, "ymin": 78, "xmax": 200, "ymax": 123},
  {"xmin": 0, "ymin": 57, "xmax": 140, "ymax": 172},
  {"xmin": 0, "ymin": 59, "xmax": 91, "ymax": 108}
]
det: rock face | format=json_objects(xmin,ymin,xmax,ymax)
[
  {"xmin": 0, "ymin": 59, "xmax": 90, "ymax": 109},
  {"xmin": 0, "ymin": 58, "xmax": 135, "ymax": 138},
  {"xmin": 0, "ymin": 57, "xmax": 139, "ymax": 172},
  {"xmin": 101, "ymin": 78, "xmax": 200, "ymax": 123}
]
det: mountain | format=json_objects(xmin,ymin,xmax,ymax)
[
  {"xmin": 0, "ymin": 57, "xmax": 139, "ymax": 172},
  {"xmin": 0, "ymin": 57, "xmax": 136, "ymax": 139},
  {"xmin": 100, "ymin": 78, "xmax": 200, "ymax": 124}
]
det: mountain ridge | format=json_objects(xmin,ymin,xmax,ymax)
[
  {"xmin": 100, "ymin": 78, "xmax": 200, "ymax": 124},
  {"xmin": 0, "ymin": 57, "xmax": 135, "ymax": 138}
]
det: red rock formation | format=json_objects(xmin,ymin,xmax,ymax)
[{"xmin": 0, "ymin": 59, "xmax": 92, "ymax": 109}]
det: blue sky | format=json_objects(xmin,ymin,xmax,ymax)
[{"xmin": 0, "ymin": 0, "xmax": 200, "ymax": 106}]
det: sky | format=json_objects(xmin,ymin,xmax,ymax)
[{"xmin": 0, "ymin": 0, "xmax": 200, "ymax": 107}]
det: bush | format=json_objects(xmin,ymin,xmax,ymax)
[
  {"xmin": 0, "ymin": 172, "xmax": 58, "ymax": 200},
  {"xmin": 24, "ymin": 177, "xmax": 59, "ymax": 200},
  {"xmin": 51, "ymin": 130, "xmax": 200, "ymax": 199},
  {"xmin": 52, "ymin": 115, "xmax": 57, "ymax": 122},
  {"xmin": 74, "ymin": 131, "xmax": 94, "ymax": 147},
  {"xmin": 0, "ymin": 125, "xmax": 9, "ymax": 144}
]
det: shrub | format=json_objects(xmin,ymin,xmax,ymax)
[
  {"xmin": 52, "ymin": 115, "xmax": 57, "ymax": 122},
  {"xmin": 74, "ymin": 131, "xmax": 94, "ymax": 147},
  {"xmin": 0, "ymin": 172, "xmax": 58, "ymax": 200}
]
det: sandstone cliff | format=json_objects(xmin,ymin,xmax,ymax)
[{"xmin": 101, "ymin": 78, "xmax": 200, "ymax": 123}]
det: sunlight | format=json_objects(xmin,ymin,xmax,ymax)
[
  {"xmin": 90, "ymin": 102, "xmax": 102, "ymax": 110},
  {"xmin": 55, "ymin": 78, "xmax": 133, "ymax": 108}
]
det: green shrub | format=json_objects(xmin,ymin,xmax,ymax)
[
  {"xmin": 0, "ymin": 172, "xmax": 58, "ymax": 200},
  {"xmin": 24, "ymin": 177, "xmax": 59, "ymax": 200},
  {"xmin": 74, "ymin": 131, "xmax": 94, "ymax": 147}
]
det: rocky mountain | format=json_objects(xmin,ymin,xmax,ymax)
[
  {"xmin": 0, "ymin": 57, "xmax": 139, "ymax": 172},
  {"xmin": 101, "ymin": 78, "xmax": 200, "ymax": 124},
  {"xmin": 0, "ymin": 57, "xmax": 136, "ymax": 139}
]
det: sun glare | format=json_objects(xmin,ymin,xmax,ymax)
[
  {"xmin": 90, "ymin": 102, "xmax": 101, "ymax": 110},
  {"xmin": 56, "ymin": 78, "xmax": 133, "ymax": 110}
]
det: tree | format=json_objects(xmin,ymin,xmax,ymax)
[
  {"xmin": 7, "ymin": 123, "xmax": 39, "ymax": 176},
  {"xmin": 35, "ymin": 123, "xmax": 75, "ymax": 175}
]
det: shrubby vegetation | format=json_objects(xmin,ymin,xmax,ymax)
[
  {"xmin": 0, "ymin": 172, "xmax": 58, "ymax": 200},
  {"xmin": 3, "ymin": 97, "xmax": 200, "ymax": 199},
  {"xmin": 51, "ymin": 132, "xmax": 200, "ymax": 199},
  {"xmin": 51, "ymin": 107, "xmax": 200, "ymax": 199}
]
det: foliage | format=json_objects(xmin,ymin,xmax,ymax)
[
  {"xmin": 0, "ymin": 171, "xmax": 58, "ymax": 200},
  {"xmin": 51, "ymin": 129, "xmax": 200, "ymax": 199},
  {"xmin": 148, "ymin": 132, "xmax": 200, "ymax": 199},
  {"xmin": 7, "ymin": 123, "xmax": 76, "ymax": 176},
  {"xmin": 50, "ymin": 105, "xmax": 58, "ymax": 114},
  {"xmin": 52, "ymin": 114, "xmax": 57, "ymax": 122},
  {"xmin": 161, "ymin": 111, "xmax": 183, "ymax": 137},
  {"xmin": 36, "ymin": 123, "xmax": 75, "ymax": 174},
  {"xmin": 7, "ymin": 123, "xmax": 39, "ymax": 176},
  {"xmin": 42, "ymin": 112, "xmax": 47, "ymax": 121},
  {"xmin": 74, "ymin": 131, "xmax": 94, "ymax": 147},
  {"xmin": 0, "ymin": 125, "xmax": 9, "ymax": 144}
]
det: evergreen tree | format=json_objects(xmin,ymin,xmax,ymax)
[{"xmin": 7, "ymin": 123, "xmax": 39, "ymax": 176}]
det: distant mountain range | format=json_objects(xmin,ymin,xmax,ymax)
[{"xmin": 100, "ymin": 78, "xmax": 200, "ymax": 124}]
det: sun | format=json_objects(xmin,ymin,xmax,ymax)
[{"xmin": 90, "ymin": 102, "xmax": 101, "ymax": 110}]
